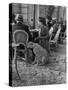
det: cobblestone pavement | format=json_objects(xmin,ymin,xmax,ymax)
[{"xmin": 12, "ymin": 43, "xmax": 66, "ymax": 86}]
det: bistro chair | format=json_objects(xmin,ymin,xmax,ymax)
[
  {"xmin": 49, "ymin": 25, "xmax": 61, "ymax": 51},
  {"xmin": 12, "ymin": 30, "xmax": 29, "ymax": 80}
]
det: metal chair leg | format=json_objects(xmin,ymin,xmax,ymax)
[
  {"xmin": 13, "ymin": 48, "xmax": 21, "ymax": 80},
  {"xmin": 15, "ymin": 55, "xmax": 21, "ymax": 80}
]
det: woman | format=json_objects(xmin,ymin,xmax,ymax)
[{"xmin": 35, "ymin": 19, "xmax": 50, "ymax": 55}]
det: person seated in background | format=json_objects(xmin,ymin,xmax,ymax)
[
  {"xmin": 9, "ymin": 13, "xmax": 16, "ymax": 26},
  {"xmin": 12, "ymin": 14, "xmax": 16, "ymax": 25},
  {"xmin": 51, "ymin": 21, "xmax": 59, "ymax": 40},
  {"xmin": 12, "ymin": 15, "xmax": 32, "ymax": 41},
  {"xmin": 60, "ymin": 20, "xmax": 66, "ymax": 33},
  {"xmin": 46, "ymin": 15, "xmax": 52, "ymax": 30},
  {"xmin": 58, "ymin": 20, "xmax": 66, "ymax": 43}
]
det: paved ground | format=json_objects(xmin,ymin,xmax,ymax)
[{"xmin": 12, "ymin": 42, "xmax": 66, "ymax": 87}]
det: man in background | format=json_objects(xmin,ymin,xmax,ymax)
[{"xmin": 12, "ymin": 15, "xmax": 32, "ymax": 41}]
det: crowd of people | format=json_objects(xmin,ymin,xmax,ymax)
[{"xmin": 9, "ymin": 13, "xmax": 66, "ymax": 64}]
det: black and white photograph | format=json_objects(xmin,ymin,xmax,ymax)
[{"xmin": 9, "ymin": 3, "xmax": 66, "ymax": 87}]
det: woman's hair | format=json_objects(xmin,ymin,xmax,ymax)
[{"xmin": 39, "ymin": 17, "xmax": 46, "ymax": 26}]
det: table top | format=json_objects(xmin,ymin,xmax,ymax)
[{"xmin": 30, "ymin": 29, "xmax": 41, "ymax": 32}]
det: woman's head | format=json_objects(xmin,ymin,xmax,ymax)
[{"xmin": 39, "ymin": 17, "xmax": 46, "ymax": 26}]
